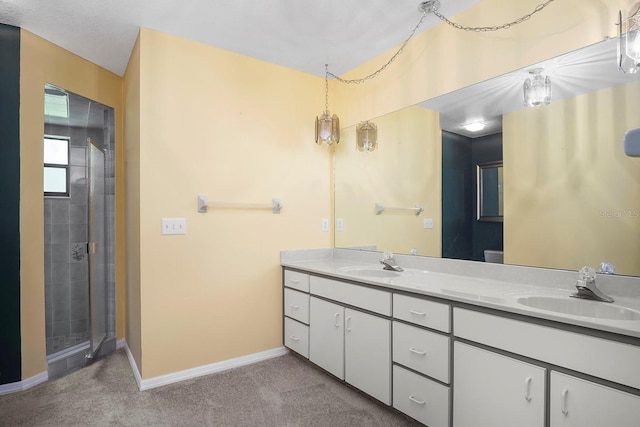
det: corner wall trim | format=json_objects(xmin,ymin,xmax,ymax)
[
  {"xmin": 0, "ymin": 371, "xmax": 48, "ymax": 396},
  {"xmin": 130, "ymin": 346, "xmax": 289, "ymax": 391}
]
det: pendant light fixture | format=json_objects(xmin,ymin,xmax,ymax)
[
  {"xmin": 618, "ymin": 5, "xmax": 640, "ymax": 74},
  {"xmin": 523, "ymin": 68, "xmax": 551, "ymax": 107},
  {"xmin": 315, "ymin": 64, "xmax": 340, "ymax": 145},
  {"xmin": 356, "ymin": 121, "xmax": 378, "ymax": 152}
]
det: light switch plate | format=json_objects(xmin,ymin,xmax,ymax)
[
  {"xmin": 423, "ymin": 218, "xmax": 434, "ymax": 229},
  {"xmin": 162, "ymin": 218, "xmax": 186, "ymax": 235}
]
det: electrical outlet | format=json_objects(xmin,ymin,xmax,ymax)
[
  {"xmin": 336, "ymin": 218, "xmax": 344, "ymax": 232},
  {"xmin": 322, "ymin": 218, "xmax": 329, "ymax": 232},
  {"xmin": 162, "ymin": 218, "xmax": 187, "ymax": 235}
]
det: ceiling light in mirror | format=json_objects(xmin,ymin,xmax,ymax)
[
  {"xmin": 356, "ymin": 121, "xmax": 378, "ymax": 152},
  {"xmin": 463, "ymin": 121, "xmax": 486, "ymax": 132},
  {"xmin": 523, "ymin": 68, "xmax": 551, "ymax": 107}
]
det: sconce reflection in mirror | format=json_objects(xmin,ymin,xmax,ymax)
[
  {"xmin": 356, "ymin": 121, "xmax": 377, "ymax": 152},
  {"xmin": 477, "ymin": 161, "xmax": 503, "ymax": 222}
]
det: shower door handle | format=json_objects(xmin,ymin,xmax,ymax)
[{"xmin": 87, "ymin": 242, "xmax": 98, "ymax": 254}]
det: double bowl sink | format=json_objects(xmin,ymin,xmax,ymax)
[{"xmin": 338, "ymin": 266, "xmax": 640, "ymax": 322}]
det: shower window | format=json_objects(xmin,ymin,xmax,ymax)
[{"xmin": 44, "ymin": 136, "xmax": 70, "ymax": 196}]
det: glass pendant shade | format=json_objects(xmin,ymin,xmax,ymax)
[
  {"xmin": 618, "ymin": 9, "xmax": 640, "ymax": 74},
  {"xmin": 315, "ymin": 110, "xmax": 340, "ymax": 145},
  {"xmin": 523, "ymin": 68, "xmax": 551, "ymax": 107},
  {"xmin": 356, "ymin": 121, "xmax": 377, "ymax": 152}
]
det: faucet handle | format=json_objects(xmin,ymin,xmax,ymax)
[
  {"xmin": 382, "ymin": 250, "xmax": 394, "ymax": 260},
  {"xmin": 599, "ymin": 261, "xmax": 616, "ymax": 275},
  {"xmin": 578, "ymin": 266, "xmax": 596, "ymax": 282}
]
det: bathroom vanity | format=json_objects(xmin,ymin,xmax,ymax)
[{"xmin": 281, "ymin": 249, "xmax": 640, "ymax": 427}]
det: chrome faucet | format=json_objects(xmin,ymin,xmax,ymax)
[
  {"xmin": 380, "ymin": 251, "xmax": 403, "ymax": 272},
  {"xmin": 570, "ymin": 266, "xmax": 614, "ymax": 303}
]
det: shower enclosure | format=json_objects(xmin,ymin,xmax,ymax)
[{"xmin": 43, "ymin": 84, "xmax": 116, "ymax": 379}]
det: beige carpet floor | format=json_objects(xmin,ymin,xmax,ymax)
[{"xmin": 0, "ymin": 349, "xmax": 422, "ymax": 426}]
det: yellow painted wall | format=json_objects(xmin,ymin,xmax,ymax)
[
  {"xmin": 124, "ymin": 33, "xmax": 142, "ymax": 372},
  {"xmin": 127, "ymin": 28, "xmax": 331, "ymax": 379},
  {"xmin": 335, "ymin": 106, "xmax": 441, "ymax": 256},
  {"xmin": 503, "ymin": 81, "xmax": 640, "ymax": 276},
  {"xmin": 336, "ymin": 0, "xmax": 632, "ymax": 126},
  {"xmin": 19, "ymin": 29, "xmax": 124, "ymax": 379}
]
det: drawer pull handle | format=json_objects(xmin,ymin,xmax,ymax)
[
  {"xmin": 409, "ymin": 395, "xmax": 426, "ymax": 405},
  {"xmin": 334, "ymin": 313, "xmax": 340, "ymax": 328},
  {"xmin": 524, "ymin": 377, "xmax": 532, "ymax": 401},
  {"xmin": 409, "ymin": 347, "xmax": 426, "ymax": 356},
  {"xmin": 346, "ymin": 316, "xmax": 352, "ymax": 332},
  {"xmin": 561, "ymin": 389, "xmax": 569, "ymax": 415},
  {"xmin": 290, "ymin": 279, "xmax": 300, "ymax": 285},
  {"xmin": 290, "ymin": 304, "xmax": 300, "ymax": 309},
  {"xmin": 289, "ymin": 335, "xmax": 300, "ymax": 342},
  {"xmin": 409, "ymin": 309, "xmax": 426, "ymax": 317}
]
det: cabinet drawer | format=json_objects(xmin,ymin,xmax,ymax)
[
  {"xmin": 393, "ymin": 365, "xmax": 449, "ymax": 427},
  {"xmin": 393, "ymin": 294, "xmax": 450, "ymax": 332},
  {"xmin": 284, "ymin": 288, "xmax": 309, "ymax": 324},
  {"xmin": 454, "ymin": 308, "xmax": 640, "ymax": 389},
  {"xmin": 284, "ymin": 270, "xmax": 309, "ymax": 292},
  {"xmin": 284, "ymin": 317, "xmax": 309, "ymax": 358},
  {"xmin": 393, "ymin": 321, "xmax": 449, "ymax": 383},
  {"xmin": 310, "ymin": 276, "xmax": 391, "ymax": 316}
]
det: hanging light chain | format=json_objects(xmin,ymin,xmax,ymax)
[
  {"xmin": 325, "ymin": 0, "xmax": 556, "ymax": 85},
  {"xmin": 431, "ymin": 0, "xmax": 556, "ymax": 33},
  {"xmin": 327, "ymin": 12, "xmax": 428, "ymax": 85},
  {"xmin": 324, "ymin": 64, "xmax": 330, "ymax": 111}
]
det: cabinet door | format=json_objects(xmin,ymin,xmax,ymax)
[
  {"xmin": 453, "ymin": 342, "xmax": 545, "ymax": 427},
  {"xmin": 345, "ymin": 308, "xmax": 391, "ymax": 405},
  {"xmin": 550, "ymin": 371, "xmax": 640, "ymax": 427},
  {"xmin": 309, "ymin": 297, "xmax": 344, "ymax": 379}
]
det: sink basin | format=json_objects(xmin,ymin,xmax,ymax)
[
  {"xmin": 339, "ymin": 266, "xmax": 401, "ymax": 278},
  {"xmin": 516, "ymin": 296, "xmax": 640, "ymax": 321}
]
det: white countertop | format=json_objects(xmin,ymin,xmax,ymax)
[{"xmin": 281, "ymin": 249, "xmax": 640, "ymax": 340}]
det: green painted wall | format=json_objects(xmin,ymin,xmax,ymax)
[{"xmin": 0, "ymin": 23, "xmax": 21, "ymax": 385}]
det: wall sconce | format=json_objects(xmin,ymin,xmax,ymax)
[
  {"xmin": 618, "ymin": 6, "xmax": 640, "ymax": 74},
  {"xmin": 316, "ymin": 65, "xmax": 340, "ymax": 145},
  {"xmin": 523, "ymin": 68, "xmax": 551, "ymax": 107},
  {"xmin": 356, "ymin": 121, "xmax": 378, "ymax": 152}
]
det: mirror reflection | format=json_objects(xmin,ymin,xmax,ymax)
[
  {"xmin": 334, "ymin": 38, "xmax": 640, "ymax": 276},
  {"xmin": 477, "ymin": 161, "xmax": 504, "ymax": 222}
]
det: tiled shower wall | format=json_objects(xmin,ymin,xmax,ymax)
[{"xmin": 44, "ymin": 123, "xmax": 115, "ymax": 356}]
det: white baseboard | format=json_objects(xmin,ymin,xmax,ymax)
[
  {"xmin": 0, "ymin": 371, "xmax": 48, "ymax": 396},
  {"xmin": 123, "ymin": 345, "xmax": 288, "ymax": 391},
  {"xmin": 116, "ymin": 338, "xmax": 126, "ymax": 350}
]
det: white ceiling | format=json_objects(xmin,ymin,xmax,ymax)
[{"xmin": 0, "ymin": 0, "xmax": 481, "ymax": 77}]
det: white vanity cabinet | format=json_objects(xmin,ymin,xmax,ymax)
[
  {"xmin": 283, "ymin": 271, "xmax": 310, "ymax": 358},
  {"xmin": 453, "ymin": 342, "xmax": 545, "ymax": 427},
  {"xmin": 550, "ymin": 371, "xmax": 640, "ymax": 427},
  {"xmin": 307, "ymin": 276, "xmax": 392, "ymax": 405},
  {"xmin": 392, "ymin": 294, "xmax": 451, "ymax": 427}
]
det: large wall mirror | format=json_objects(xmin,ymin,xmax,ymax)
[{"xmin": 335, "ymin": 37, "xmax": 640, "ymax": 277}]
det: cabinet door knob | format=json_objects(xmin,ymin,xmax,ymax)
[
  {"xmin": 409, "ymin": 347, "xmax": 427, "ymax": 356},
  {"xmin": 524, "ymin": 377, "xmax": 532, "ymax": 401},
  {"xmin": 561, "ymin": 389, "xmax": 569, "ymax": 415},
  {"xmin": 409, "ymin": 395, "xmax": 426, "ymax": 405}
]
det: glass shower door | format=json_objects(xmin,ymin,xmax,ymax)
[{"xmin": 87, "ymin": 138, "xmax": 108, "ymax": 358}]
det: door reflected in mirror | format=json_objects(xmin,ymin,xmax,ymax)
[{"xmin": 477, "ymin": 161, "xmax": 503, "ymax": 222}]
